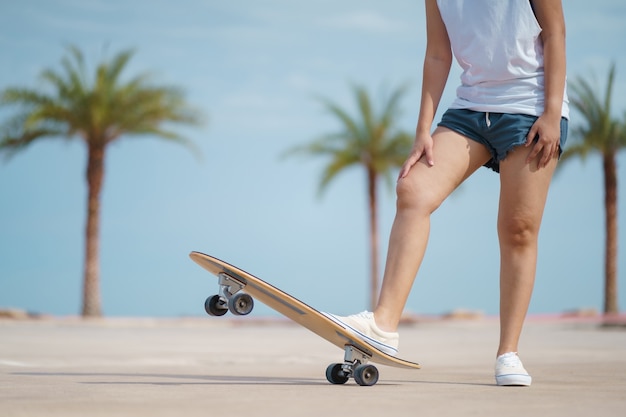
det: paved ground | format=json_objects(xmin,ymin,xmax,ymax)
[{"xmin": 1, "ymin": 316, "xmax": 625, "ymax": 417}]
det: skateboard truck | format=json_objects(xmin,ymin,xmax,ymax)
[
  {"xmin": 325, "ymin": 345, "xmax": 379, "ymax": 386},
  {"xmin": 204, "ymin": 273, "xmax": 254, "ymax": 316}
]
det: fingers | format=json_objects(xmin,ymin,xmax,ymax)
[
  {"xmin": 398, "ymin": 142, "xmax": 435, "ymax": 179},
  {"xmin": 398, "ymin": 154, "xmax": 420, "ymax": 179},
  {"xmin": 526, "ymin": 137, "xmax": 559, "ymax": 168},
  {"xmin": 525, "ymin": 136, "xmax": 541, "ymax": 164},
  {"xmin": 538, "ymin": 145, "xmax": 551, "ymax": 168},
  {"xmin": 424, "ymin": 144, "xmax": 435, "ymax": 167},
  {"xmin": 525, "ymin": 118, "xmax": 560, "ymax": 168},
  {"xmin": 525, "ymin": 124, "xmax": 538, "ymax": 148}
]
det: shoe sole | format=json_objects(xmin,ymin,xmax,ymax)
[{"xmin": 496, "ymin": 374, "xmax": 532, "ymax": 386}]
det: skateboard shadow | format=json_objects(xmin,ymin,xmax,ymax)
[
  {"xmin": 13, "ymin": 371, "xmax": 357, "ymax": 386},
  {"xmin": 410, "ymin": 379, "xmax": 494, "ymax": 387},
  {"xmin": 14, "ymin": 371, "xmax": 490, "ymax": 387}
]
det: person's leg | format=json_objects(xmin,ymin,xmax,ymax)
[
  {"xmin": 373, "ymin": 126, "xmax": 491, "ymax": 332},
  {"xmin": 324, "ymin": 125, "xmax": 491, "ymax": 356},
  {"xmin": 496, "ymin": 146, "xmax": 558, "ymax": 357}
]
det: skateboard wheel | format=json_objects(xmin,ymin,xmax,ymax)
[
  {"xmin": 353, "ymin": 364, "xmax": 379, "ymax": 386},
  {"xmin": 228, "ymin": 293, "xmax": 254, "ymax": 316},
  {"xmin": 205, "ymin": 295, "xmax": 228, "ymax": 316},
  {"xmin": 325, "ymin": 363, "xmax": 349, "ymax": 385}
]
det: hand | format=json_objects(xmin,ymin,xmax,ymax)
[
  {"xmin": 525, "ymin": 114, "xmax": 561, "ymax": 168},
  {"xmin": 398, "ymin": 131, "xmax": 435, "ymax": 179}
]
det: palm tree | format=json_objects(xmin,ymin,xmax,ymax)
[
  {"xmin": 560, "ymin": 63, "xmax": 626, "ymax": 314},
  {"xmin": 0, "ymin": 46, "xmax": 202, "ymax": 317},
  {"xmin": 286, "ymin": 84, "xmax": 412, "ymax": 310}
]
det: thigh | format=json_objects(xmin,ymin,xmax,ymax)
[
  {"xmin": 399, "ymin": 126, "xmax": 491, "ymax": 207},
  {"xmin": 498, "ymin": 145, "xmax": 558, "ymax": 229}
]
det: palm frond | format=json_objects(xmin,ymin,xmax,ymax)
[
  {"xmin": 318, "ymin": 149, "xmax": 361, "ymax": 195},
  {"xmin": 0, "ymin": 44, "xmax": 203, "ymax": 159},
  {"xmin": 59, "ymin": 46, "xmax": 88, "ymax": 95},
  {"xmin": 316, "ymin": 96, "xmax": 361, "ymax": 141},
  {"xmin": 560, "ymin": 62, "xmax": 626, "ymax": 171},
  {"xmin": 285, "ymin": 83, "xmax": 412, "ymax": 196},
  {"xmin": 354, "ymin": 84, "xmax": 375, "ymax": 144},
  {"xmin": 105, "ymin": 49, "xmax": 135, "ymax": 87}
]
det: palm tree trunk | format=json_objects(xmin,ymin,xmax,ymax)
[
  {"xmin": 82, "ymin": 143, "xmax": 105, "ymax": 317},
  {"xmin": 603, "ymin": 152, "xmax": 618, "ymax": 314},
  {"xmin": 367, "ymin": 168, "xmax": 379, "ymax": 311}
]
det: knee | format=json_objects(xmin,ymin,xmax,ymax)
[
  {"xmin": 498, "ymin": 215, "xmax": 539, "ymax": 249},
  {"xmin": 395, "ymin": 176, "xmax": 442, "ymax": 215}
]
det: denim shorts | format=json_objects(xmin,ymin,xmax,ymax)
[{"xmin": 438, "ymin": 109, "xmax": 569, "ymax": 172}]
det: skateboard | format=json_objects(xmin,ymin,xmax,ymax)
[{"xmin": 189, "ymin": 251, "xmax": 420, "ymax": 386}]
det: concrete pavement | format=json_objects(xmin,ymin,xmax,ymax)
[{"xmin": 1, "ymin": 316, "xmax": 625, "ymax": 417}]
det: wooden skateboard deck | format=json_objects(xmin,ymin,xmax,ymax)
[{"xmin": 189, "ymin": 251, "xmax": 420, "ymax": 386}]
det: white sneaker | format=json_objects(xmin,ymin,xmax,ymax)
[
  {"xmin": 323, "ymin": 311, "xmax": 399, "ymax": 356},
  {"xmin": 495, "ymin": 352, "xmax": 532, "ymax": 386}
]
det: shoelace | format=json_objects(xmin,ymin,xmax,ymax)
[
  {"xmin": 353, "ymin": 311, "xmax": 373, "ymax": 319},
  {"xmin": 499, "ymin": 353, "xmax": 522, "ymax": 368}
]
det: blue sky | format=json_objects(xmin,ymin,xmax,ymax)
[{"xmin": 1, "ymin": 0, "xmax": 625, "ymax": 318}]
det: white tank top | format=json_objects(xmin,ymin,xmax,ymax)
[{"xmin": 436, "ymin": 0, "xmax": 569, "ymax": 119}]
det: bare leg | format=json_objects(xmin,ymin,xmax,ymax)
[
  {"xmin": 496, "ymin": 146, "xmax": 558, "ymax": 356},
  {"xmin": 374, "ymin": 127, "xmax": 491, "ymax": 331}
]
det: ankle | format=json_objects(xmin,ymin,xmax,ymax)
[
  {"xmin": 497, "ymin": 344, "xmax": 519, "ymax": 357},
  {"xmin": 372, "ymin": 310, "xmax": 398, "ymax": 333},
  {"xmin": 497, "ymin": 351, "xmax": 515, "ymax": 358}
]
